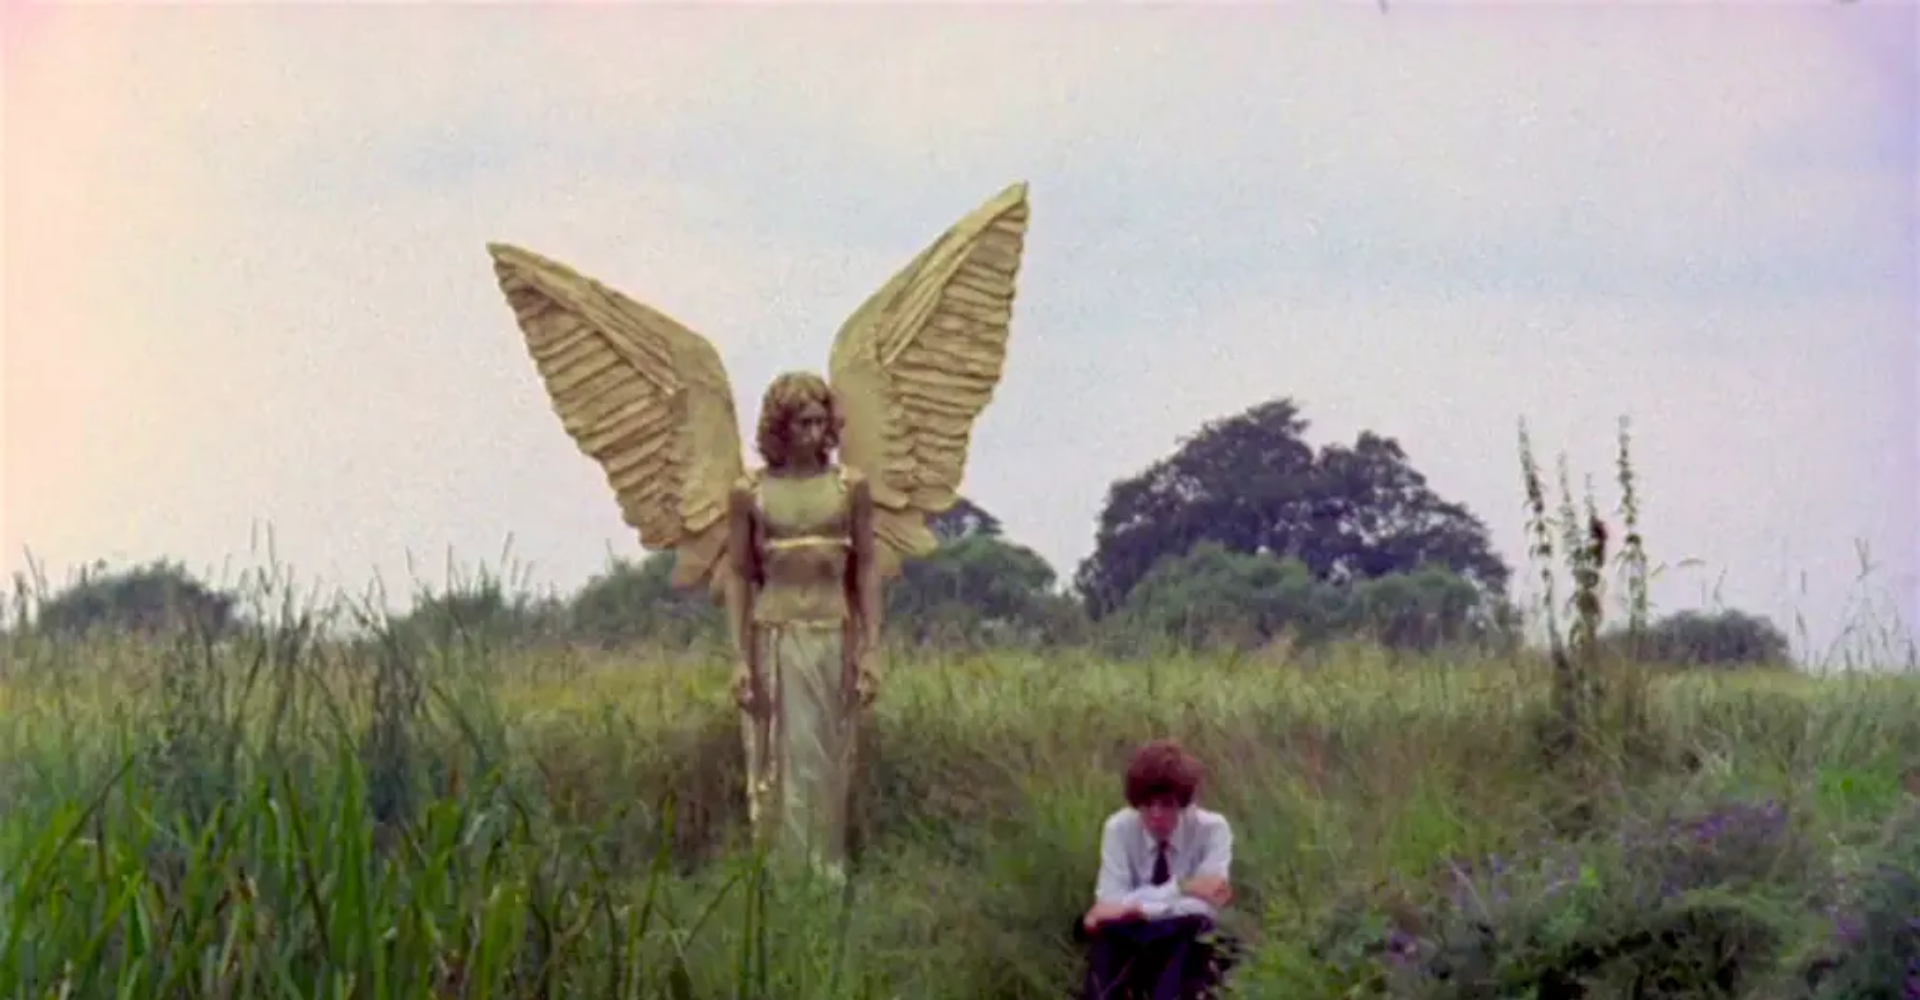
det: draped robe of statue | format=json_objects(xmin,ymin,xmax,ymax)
[
  {"xmin": 481, "ymin": 183, "xmax": 1032, "ymax": 874},
  {"xmin": 735, "ymin": 457, "xmax": 863, "ymax": 871}
]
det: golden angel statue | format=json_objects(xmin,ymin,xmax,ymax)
[{"xmin": 483, "ymin": 183, "xmax": 1030, "ymax": 875}]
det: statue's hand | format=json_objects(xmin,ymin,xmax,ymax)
[
  {"xmin": 854, "ymin": 655, "xmax": 880, "ymax": 709},
  {"xmin": 732, "ymin": 665, "xmax": 764, "ymax": 717}
]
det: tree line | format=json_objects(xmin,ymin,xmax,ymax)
[{"xmin": 6, "ymin": 395, "xmax": 1792, "ymax": 668}]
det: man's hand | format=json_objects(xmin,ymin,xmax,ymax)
[
  {"xmin": 1180, "ymin": 875, "xmax": 1233, "ymax": 908},
  {"xmin": 1082, "ymin": 901, "xmax": 1146, "ymax": 931}
]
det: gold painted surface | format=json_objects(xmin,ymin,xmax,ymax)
[{"xmin": 484, "ymin": 183, "xmax": 1032, "ymax": 871}]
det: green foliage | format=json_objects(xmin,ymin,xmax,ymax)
[
  {"xmin": 1348, "ymin": 565, "xmax": 1496, "ymax": 654},
  {"xmin": 1292, "ymin": 790, "xmax": 1920, "ymax": 1000},
  {"xmin": 1337, "ymin": 808, "xmax": 1828, "ymax": 989},
  {"xmin": 566, "ymin": 552, "xmax": 725, "ymax": 649},
  {"xmin": 1798, "ymin": 801, "xmax": 1920, "ymax": 1000},
  {"xmin": 1115, "ymin": 543, "xmax": 1340, "ymax": 651},
  {"xmin": 885, "ymin": 533, "xmax": 1083, "ymax": 649},
  {"xmin": 385, "ymin": 570, "xmax": 566, "ymax": 651},
  {"xmin": 2, "ymin": 605, "xmax": 1916, "ymax": 999},
  {"xmin": 1111, "ymin": 542, "xmax": 1497, "ymax": 655},
  {"xmin": 96, "ymin": 424, "xmax": 1781, "ymax": 673},
  {"xmin": 1518, "ymin": 417, "xmax": 1654, "ymax": 763},
  {"xmin": 926, "ymin": 496, "xmax": 1004, "ymax": 543},
  {"xmin": 1613, "ymin": 610, "xmax": 1795, "ymax": 670},
  {"xmin": 1075, "ymin": 398, "xmax": 1512, "ymax": 618},
  {"xmin": 24, "ymin": 559, "xmax": 237, "ymax": 640},
  {"xmin": 1, "ymin": 400, "xmax": 1880, "ymax": 1000}
]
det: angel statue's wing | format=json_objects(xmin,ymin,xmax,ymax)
[
  {"xmin": 487, "ymin": 243, "xmax": 747, "ymax": 596},
  {"xmin": 828, "ymin": 182, "xmax": 1030, "ymax": 580}
]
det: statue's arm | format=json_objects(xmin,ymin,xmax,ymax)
[
  {"xmin": 848, "ymin": 473, "xmax": 882, "ymax": 653},
  {"xmin": 727, "ymin": 483, "xmax": 760, "ymax": 673}
]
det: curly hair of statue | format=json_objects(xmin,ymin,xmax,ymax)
[
  {"xmin": 483, "ymin": 183, "xmax": 1031, "ymax": 874},
  {"xmin": 756, "ymin": 372, "xmax": 844, "ymax": 468}
]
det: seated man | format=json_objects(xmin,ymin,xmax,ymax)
[{"xmin": 1078, "ymin": 739, "xmax": 1237, "ymax": 1000}]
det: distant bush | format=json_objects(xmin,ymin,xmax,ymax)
[
  {"xmin": 1610, "ymin": 609, "xmax": 1795, "ymax": 670},
  {"xmin": 566, "ymin": 552, "xmax": 723, "ymax": 650},
  {"xmin": 23, "ymin": 559, "xmax": 236, "ymax": 640},
  {"xmin": 1108, "ymin": 542, "xmax": 1503, "ymax": 656}
]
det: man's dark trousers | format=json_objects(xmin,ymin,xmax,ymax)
[{"xmin": 1077, "ymin": 914, "xmax": 1230, "ymax": 1000}]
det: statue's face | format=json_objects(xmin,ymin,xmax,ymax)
[{"xmin": 789, "ymin": 398, "xmax": 832, "ymax": 459}]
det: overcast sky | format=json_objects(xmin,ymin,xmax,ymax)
[{"xmin": 4, "ymin": 4, "xmax": 1915, "ymax": 665}]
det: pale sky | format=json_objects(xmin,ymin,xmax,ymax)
[{"xmin": 3, "ymin": 3, "xmax": 1915, "ymax": 664}]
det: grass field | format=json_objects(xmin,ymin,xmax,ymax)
[{"xmin": 0, "ymin": 601, "xmax": 1915, "ymax": 1000}]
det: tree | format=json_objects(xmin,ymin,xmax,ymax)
[
  {"xmin": 1113, "ymin": 542, "xmax": 1343, "ymax": 651},
  {"xmin": 31, "ymin": 560, "xmax": 236, "ymax": 639},
  {"xmin": 885, "ymin": 533, "xmax": 1082, "ymax": 648},
  {"xmin": 1310, "ymin": 432, "xmax": 1509, "ymax": 588},
  {"xmin": 927, "ymin": 496, "xmax": 1003, "ymax": 543},
  {"xmin": 1614, "ymin": 609, "xmax": 1793, "ymax": 669},
  {"xmin": 1109, "ymin": 542, "xmax": 1493, "ymax": 655},
  {"xmin": 1347, "ymin": 562, "xmax": 1489, "ymax": 652},
  {"xmin": 567, "ymin": 552, "xmax": 724, "ymax": 649},
  {"xmin": 1074, "ymin": 397, "xmax": 1511, "ymax": 617}
]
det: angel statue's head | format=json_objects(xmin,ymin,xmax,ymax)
[{"xmin": 756, "ymin": 371, "xmax": 844, "ymax": 471}]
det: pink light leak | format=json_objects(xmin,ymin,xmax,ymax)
[{"xmin": 0, "ymin": 0, "xmax": 56, "ymax": 59}]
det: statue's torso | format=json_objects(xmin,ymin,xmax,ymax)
[{"xmin": 752, "ymin": 467, "xmax": 852, "ymax": 625}]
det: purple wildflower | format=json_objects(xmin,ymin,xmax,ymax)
[
  {"xmin": 1827, "ymin": 904, "xmax": 1865, "ymax": 947},
  {"xmin": 1385, "ymin": 929, "xmax": 1419, "ymax": 965}
]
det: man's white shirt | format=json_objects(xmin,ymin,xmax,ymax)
[{"xmin": 1092, "ymin": 806, "xmax": 1233, "ymax": 920}]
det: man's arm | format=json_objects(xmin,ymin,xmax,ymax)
[
  {"xmin": 1084, "ymin": 815, "xmax": 1156, "ymax": 930},
  {"xmin": 1190, "ymin": 814, "xmax": 1233, "ymax": 881},
  {"xmin": 1092, "ymin": 816, "xmax": 1135, "ymax": 906},
  {"xmin": 1178, "ymin": 814, "xmax": 1234, "ymax": 909}
]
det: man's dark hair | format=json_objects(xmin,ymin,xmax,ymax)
[{"xmin": 1124, "ymin": 739, "xmax": 1203, "ymax": 808}]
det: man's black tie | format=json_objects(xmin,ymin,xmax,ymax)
[{"xmin": 1150, "ymin": 841, "xmax": 1171, "ymax": 886}]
